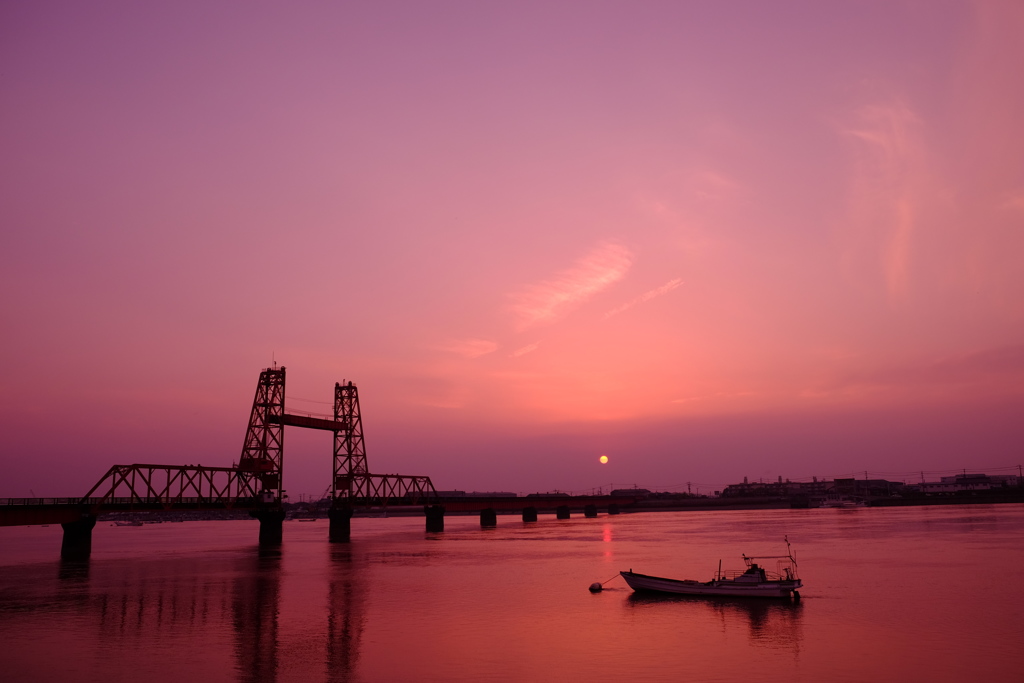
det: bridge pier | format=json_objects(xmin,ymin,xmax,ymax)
[
  {"xmin": 608, "ymin": 503, "xmax": 620, "ymax": 515},
  {"xmin": 425, "ymin": 504, "xmax": 445, "ymax": 533},
  {"xmin": 480, "ymin": 508, "xmax": 497, "ymax": 528},
  {"xmin": 328, "ymin": 506, "xmax": 353, "ymax": 543},
  {"xmin": 556, "ymin": 505, "xmax": 571, "ymax": 519},
  {"xmin": 250, "ymin": 509, "xmax": 286, "ymax": 545},
  {"xmin": 522, "ymin": 506, "xmax": 538, "ymax": 522},
  {"xmin": 60, "ymin": 515, "xmax": 97, "ymax": 560},
  {"xmin": 584, "ymin": 504, "xmax": 598, "ymax": 518}
]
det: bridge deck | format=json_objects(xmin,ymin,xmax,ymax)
[
  {"xmin": 2, "ymin": 494, "xmax": 638, "ymax": 526},
  {"xmin": 0, "ymin": 497, "xmax": 266, "ymax": 526},
  {"xmin": 430, "ymin": 495, "xmax": 636, "ymax": 512}
]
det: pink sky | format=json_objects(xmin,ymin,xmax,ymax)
[{"xmin": 2, "ymin": 1, "xmax": 1023, "ymax": 498}]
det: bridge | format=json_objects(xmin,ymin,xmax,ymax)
[{"xmin": 1, "ymin": 366, "xmax": 639, "ymax": 558}]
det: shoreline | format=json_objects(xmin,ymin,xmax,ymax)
[{"xmin": 89, "ymin": 491, "xmax": 1024, "ymax": 522}]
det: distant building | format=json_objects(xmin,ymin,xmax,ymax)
[
  {"xmin": 911, "ymin": 473, "xmax": 1019, "ymax": 494},
  {"xmin": 721, "ymin": 476, "xmax": 905, "ymax": 501},
  {"xmin": 721, "ymin": 477, "xmax": 804, "ymax": 498}
]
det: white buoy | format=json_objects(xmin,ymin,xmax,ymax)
[{"xmin": 588, "ymin": 582, "xmax": 603, "ymax": 592}]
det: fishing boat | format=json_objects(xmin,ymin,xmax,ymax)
[{"xmin": 620, "ymin": 539, "xmax": 802, "ymax": 599}]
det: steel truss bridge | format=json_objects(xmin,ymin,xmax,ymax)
[
  {"xmin": 0, "ymin": 366, "xmax": 638, "ymax": 558},
  {"xmin": 0, "ymin": 367, "xmax": 437, "ymax": 551}
]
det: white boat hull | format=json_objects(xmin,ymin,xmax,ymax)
[{"xmin": 621, "ymin": 571, "xmax": 801, "ymax": 598}]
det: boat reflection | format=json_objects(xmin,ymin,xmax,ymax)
[{"xmin": 626, "ymin": 592, "xmax": 805, "ymax": 651}]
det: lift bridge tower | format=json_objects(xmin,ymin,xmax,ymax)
[
  {"xmin": 237, "ymin": 366, "xmax": 286, "ymax": 498},
  {"xmin": 239, "ymin": 366, "xmax": 438, "ymax": 541}
]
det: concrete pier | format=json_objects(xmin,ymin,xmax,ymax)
[
  {"xmin": 425, "ymin": 504, "xmax": 445, "ymax": 533},
  {"xmin": 250, "ymin": 509, "xmax": 286, "ymax": 545},
  {"xmin": 556, "ymin": 505, "xmax": 571, "ymax": 519},
  {"xmin": 522, "ymin": 506, "xmax": 538, "ymax": 522},
  {"xmin": 584, "ymin": 504, "xmax": 598, "ymax": 518},
  {"xmin": 328, "ymin": 506, "xmax": 353, "ymax": 543},
  {"xmin": 608, "ymin": 503, "xmax": 620, "ymax": 515},
  {"xmin": 480, "ymin": 508, "xmax": 497, "ymax": 527},
  {"xmin": 60, "ymin": 515, "xmax": 97, "ymax": 560}
]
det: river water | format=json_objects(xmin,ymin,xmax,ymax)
[{"xmin": 1, "ymin": 505, "xmax": 1022, "ymax": 682}]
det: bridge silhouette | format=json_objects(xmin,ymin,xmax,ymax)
[{"xmin": 1, "ymin": 366, "xmax": 639, "ymax": 558}]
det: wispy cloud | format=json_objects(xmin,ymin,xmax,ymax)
[
  {"xmin": 691, "ymin": 169, "xmax": 739, "ymax": 202},
  {"xmin": 604, "ymin": 278, "xmax": 683, "ymax": 319},
  {"xmin": 1001, "ymin": 193, "xmax": 1024, "ymax": 214},
  {"xmin": 842, "ymin": 100, "xmax": 925, "ymax": 302},
  {"xmin": 510, "ymin": 343, "xmax": 540, "ymax": 358},
  {"xmin": 510, "ymin": 242, "xmax": 633, "ymax": 329},
  {"xmin": 671, "ymin": 391, "xmax": 755, "ymax": 403},
  {"xmin": 437, "ymin": 338, "xmax": 499, "ymax": 358},
  {"xmin": 797, "ymin": 345, "xmax": 1024, "ymax": 405},
  {"xmin": 835, "ymin": 345, "xmax": 1024, "ymax": 390}
]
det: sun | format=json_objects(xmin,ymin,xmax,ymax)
[{"xmin": 599, "ymin": 455, "xmax": 609, "ymax": 464}]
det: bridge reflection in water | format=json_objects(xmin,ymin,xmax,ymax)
[
  {"xmin": 232, "ymin": 548, "xmax": 283, "ymax": 683},
  {"xmin": 326, "ymin": 546, "xmax": 364, "ymax": 683},
  {"xmin": 0, "ymin": 544, "xmax": 365, "ymax": 683}
]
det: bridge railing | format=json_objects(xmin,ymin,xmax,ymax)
[
  {"xmin": 1, "ymin": 497, "xmax": 263, "ymax": 507},
  {"xmin": 337, "ymin": 473, "xmax": 439, "ymax": 507},
  {"xmin": 82, "ymin": 464, "xmax": 267, "ymax": 506},
  {"xmin": 1, "ymin": 498, "xmax": 95, "ymax": 506}
]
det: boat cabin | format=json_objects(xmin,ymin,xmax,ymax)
[{"xmin": 737, "ymin": 562, "xmax": 768, "ymax": 582}]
